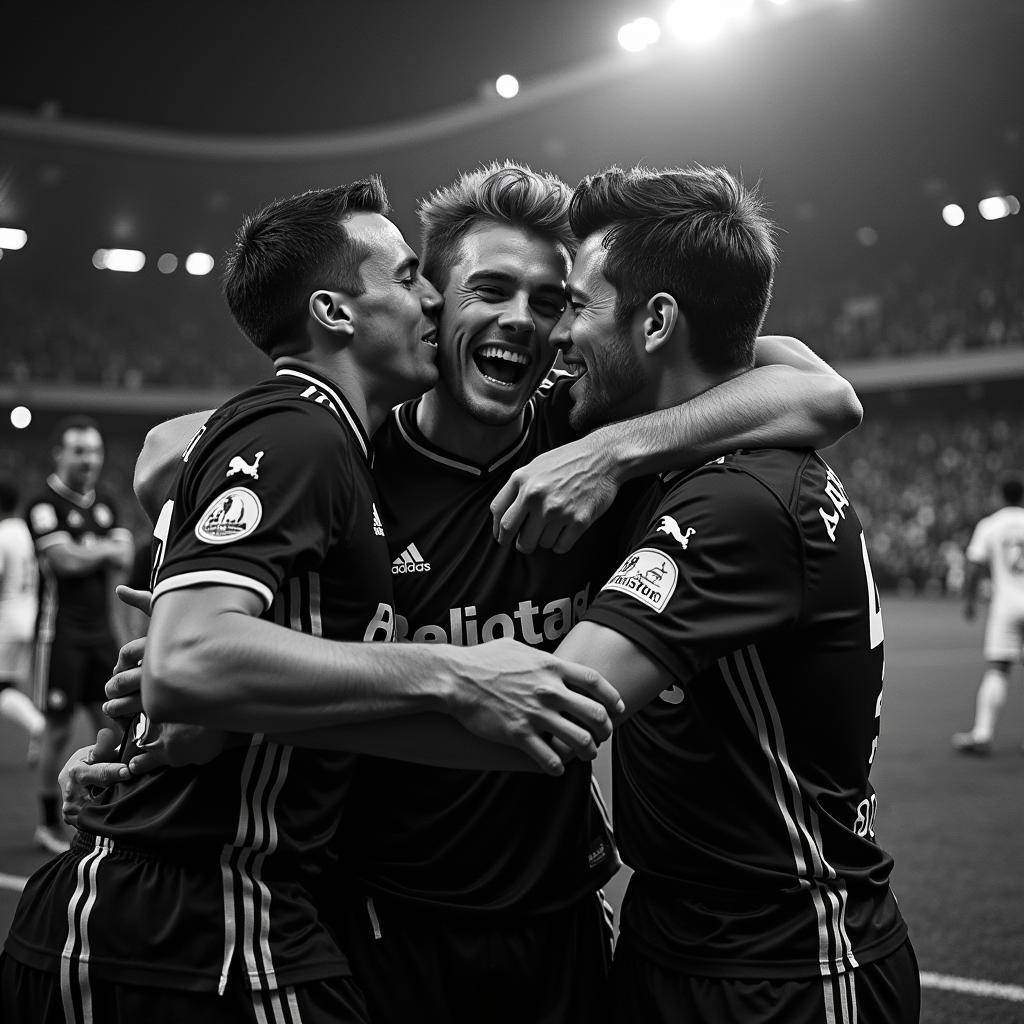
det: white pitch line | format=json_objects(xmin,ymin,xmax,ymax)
[
  {"xmin": 1, "ymin": 866, "xmax": 1022, "ymax": 1007},
  {"xmin": 921, "ymin": 971, "xmax": 1024, "ymax": 1002}
]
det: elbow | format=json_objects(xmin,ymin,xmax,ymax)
[{"xmin": 824, "ymin": 377, "xmax": 863, "ymax": 440}]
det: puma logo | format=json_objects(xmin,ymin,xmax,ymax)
[
  {"xmin": 227, "ymin": 451, "xmax": 265, "ymax": 480},
  {"xmin": 656, "ymin": 515, "xmax": 696, "ymax": 550}
]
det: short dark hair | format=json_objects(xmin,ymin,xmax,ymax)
[
  {"xmin": 0, "ymin": 474, "xmax": 18, "ymax": 515},
  {"xmin": 419, "ymin": 161, "xmax": 574, "ymax": 291},
  {"xmin": 569, "ymin": 165, "xmax": 778, "ymax": 373},
  {"xmin": 223, "ymin": 177, "xmax": 391, "ymax": 357},
  {"xmin": 1001, "ymin": 474, "xmax": 1023, "ymax": 505},
  {"xmin": 50, "ymin": 415, "xmax": 102, "ymax": 450}
]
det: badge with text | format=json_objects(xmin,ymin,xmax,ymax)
[
  {"xmin": 601, "ymin": 547, "xmax": 679, "ymax": 613},
  {"xmin": 195, "ymin": 487, "xmax": 263, "ymax": 545}
]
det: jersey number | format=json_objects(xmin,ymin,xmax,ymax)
[
  {"xmin": 860, "ymin": 531, "xmax": 884, "ymax": 650},
  {"xmin": 149, "ymin": 499, "xmax": 174, "ymax": 591}
]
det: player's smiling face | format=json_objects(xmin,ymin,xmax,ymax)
[
  {"xmin": 552, "ymin": 231, "xmax": 650, "ymax": 434},
  {"xmin": 434, "ymin": 221, "xmax": 569, "ymax": 426},
  {"xmin": 343, "ymin": 212, "xmax": 442, "ymax": 403}
]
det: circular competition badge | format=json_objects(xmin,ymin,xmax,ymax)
[{"xmin": 194, "ymin": 487, "xmax": 263, "ymax": 545}]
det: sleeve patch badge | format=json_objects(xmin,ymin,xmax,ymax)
[
  {"xmin": 194, "ymin": 487, "xmax": 263, "ymax": 545},
  {"xmin": 29, "ymin": 504, "xmax": 59, "ymax": 534},
  {"xmin": 601, "ymin": 547, "xmax": 678, "ymax": 613}
]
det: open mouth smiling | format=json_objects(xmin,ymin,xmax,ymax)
[{"xmin": 472, "ymin": 344, "xmax": 531, "ymax": 387}]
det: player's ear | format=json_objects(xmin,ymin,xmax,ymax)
[
  {"xmin": 309, "ymin": 290, "xmax": 355, "ymax": 339},
  {"xmin": 642, "ymin": 293, "xmax": 679, "ymax": 355}
]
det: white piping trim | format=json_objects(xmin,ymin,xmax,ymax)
[
  {"xmin": 153, "ymin": 570, "xmax": 274, "ymax": 610},
  {"xmin": 276, "ymin": 368, "xmax": 368, "ymax": 460}
]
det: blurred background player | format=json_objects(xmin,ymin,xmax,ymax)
[
  {"xmin": 23, "ymin": 416, "xmax": 134, "ymax": 853},
  {"xmin": 0, "ymin": 475, "xmax": 46, "ymax": 759},
  {"xmin": 952, "ymin": 472, "xmax": 1024, "ymax": 755}
]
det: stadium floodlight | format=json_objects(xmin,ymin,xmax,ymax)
[
  {"xmin": 0, "ymin": 227, "xmax": 28, "ymax": 250},
  {"xmin": 941, "ymin": 204, "xmax": 965, "ymax": 227},
  {"xmin": 185, "ymin": 252, "xmax": 215, "ymax": 276},
  {"xmin": 978, "ymin": 196, "xmax": 1012, "ymax": 221},
  {"xmin": 101, "ymin": 248, "xmax": 146, "ymax": 272},
  {"xmin": 618, "ymin": 17, "xmax": 661, "ymax": 52},
  {"xmin": 10, "ymin": 405, "xmax": 32, "ymax": 429},
  {"xmin": 856, "ymin": 226, "xmax": 878, "ymax": 247},
  {"xmin": 495, "ymin": 74, "xmax": 520, "ymax": 99},
  {"xmin": 666, "ymin": 0, "xmax": 755, "ymax": 46},
  {"xmin": 157, "ymin": 253, "xmax": 179, "ymax": 274}
]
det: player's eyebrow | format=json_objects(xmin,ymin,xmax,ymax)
[
  {"xmin": 464, "ymin": 269, "xmax": 565, "ymax": 300},
  {"xmin": 565, "ymin": 282, "xmax": 590, "ymax": 304},
  {"xmin": 394, "ymin": 254, "xmax": 420, "ymax": 277}
]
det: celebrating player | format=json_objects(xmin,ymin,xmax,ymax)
[
  {"xmin": 1, "ymin": 178, "xmax": 622, "ymax": 1024},
  {"xmin": 952, "ymin": 472, "xmax": 1024, "ymax": 755},
  {"xmin": 540, "ymin": 165, "xmax": 919, "ymax": 1023}
]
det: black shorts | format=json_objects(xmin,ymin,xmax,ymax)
[
  {"xmin": 33, "ymin": 633, "xmax": 117, "ymax": 720},
  {"xmin": 0, "ymin": 951, "xmax": 370, "ymax": 1024},
  {"xmin": 610, "ymin": 934, "xmax": 921, "ymax": 1024},
  {"xmin": 335, "ymin": 889, "xmax": 615, "ymax": 1024}
]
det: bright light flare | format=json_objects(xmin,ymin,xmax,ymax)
[
  {"xmin": 618, "ymin": 17, "xmax": 661, "ymax": 52},
  {"xmin": 978, "ymin": 195, "xmax": 1019, "ymax": 221},
  {"xmin": 495, "ymin": 74, "xmax": 519, "ymax": 99},
  {"xmin": 666, "ymin": 0, "xmax": 754, "ymax": 46},
  {"xmin": 941, "ymin": 204, "xmax": 965, "ymax": 227},
  {"xmin": 10, "ymin": 406, "xmax": 32, "ymax": 429},
  {"xmin": 185, "ymin": 252, "xmax": 215, "ymax": 276},
  {"xmin": 93, "ymin": 248, "xmax": 146, "ymax": 272},
  {"xmin": 157, "ymin": 253, "xmax": 178, "ymax": 274},
  {"xmin": 0, "ymin": 227, "xmax": 28, "ymax": 250}
]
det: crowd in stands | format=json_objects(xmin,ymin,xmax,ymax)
[
  {"xmin": 827, "ymin": 405, "xmax": 1024, "ymax": 595},
  {"xmin": 767, "ymin": 240, "xmax": 1024, "ymax": 362},
  {"xmin": 2, "ymin": 243, "xmax": 1022, "ymax": 390}
]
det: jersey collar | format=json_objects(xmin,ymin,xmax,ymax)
[
  {"xmin": 275, "ymin": 362, "xmax": 371, "ymax": 462},
  {"xmin": 391, "ymin": 398, "xmax": 536, "ymax": 478},
  {"xmin": 47, "ymin": 474, "xmax": 96, "ymax": 508}
]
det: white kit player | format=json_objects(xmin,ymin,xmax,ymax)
[
  {"xmin": 0, "ymin": 476, "xmax": 46, "ymax": 756},
  {"xmin": 953, "ymin": 473, "xmax": 1024, "ymax": 755}
]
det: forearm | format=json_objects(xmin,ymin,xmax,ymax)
[
  {"xmin": 46, "ymin": 541, "xmax": 120, "ymax": 577},
  {"xmin": 144, "ymin": 609, "xmax": 453, "ymax": 731},
  {"xmin": 963, "ymin": 562, "xmax": 984, "ymax": 604},
  {"xmin": 271, "ymin": 714, "xmax": 541, "ymax": 772}
]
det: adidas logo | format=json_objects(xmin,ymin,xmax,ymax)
[
  {"xmin": 372, "ymin": 503, "xmax": 385, "ymax": 537},
  {"xmin": 392, "ymin": 543, "xmax": 431, "ymax": 574}
]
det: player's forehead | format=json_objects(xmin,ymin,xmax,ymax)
[
  {"xmin": 566, "ymin": 232, "xmax": 614, "ymax": 306},
  {"xmin": 452, "ymin": 221, "xmax": 569, "ymax": 291},
  {"xmin": 343, "ymin": 211, "xmax": 417, "ymax": 278}
]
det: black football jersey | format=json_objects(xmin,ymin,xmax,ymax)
[
  {"xmin": 25, "ymin": 476, "xmax": 130, "ymax": 642},
  {"xmin": 585, "ymin": 449, "xmax": 907, "ymax": 977},
  {"xmin": 61, "ymin": 364, "xmax": 398, "ymax": 991},
  {"xmin": 337, "ymin": 374, "xmax": 622, "ymax": 916}
]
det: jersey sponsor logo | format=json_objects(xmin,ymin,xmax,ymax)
[
  {"xmin": 363, "ymin": 602, "xmax": 397, "ymax": 642},
  {"xmin": 372, "ymin": 503, "xmax": 385, "ymax": 537},
  {"xmin": 659, "ymin": 684, "xmax": 686, "ymax": 705},
  {"xmin": 66, "ymin": 510, "xmax": 84, "ymax": 530},
  {"xmin": 194, "ymin": 487, "xmax": 263, "ymax": 545},
  {"xmin": 395, "ymin": 586, "xmax": 591, "ymax": 646},
  {"xmin": 30, "ymin": 504, "xmax": 59, "ymax": 533},
  {"xmin": 226, "ymin": 450, "xmax": 264, "ymax": 480},
  {"xmin": 656, "ymin": 515, "xmax": 696, "ymax": 550},
  {"xmin": 392, "ymin": 542, "xmax": 430, "ymax": 574},
  {"xmin": 819, "ymin": 463, "xmax": 850, "ymax": 543},
  {"xmin": 93, "ymin": 504, "xmax": 113, "ymax": 529},
  {"xmin": 602, "ymin": 548, "xmax": 678, "ymax": 613}
]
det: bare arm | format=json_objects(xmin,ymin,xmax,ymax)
[
  {"xmin": 44, "ymin": 536, "xmax": 130, "ymax": 577},
  {"xmin": 134, "ymin": 411, "xmax": 213, "ymax": 523},
  {"xmin": 492, "ymin": 335, "xmax": 862, "ymax": 553},
  {"xmin": 962, "ymin": 559, "xmax": 987, "ymax": 620},
  {"xmin": 144, "ymin": 584, "xmax": 623, "ymax": 773}
]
